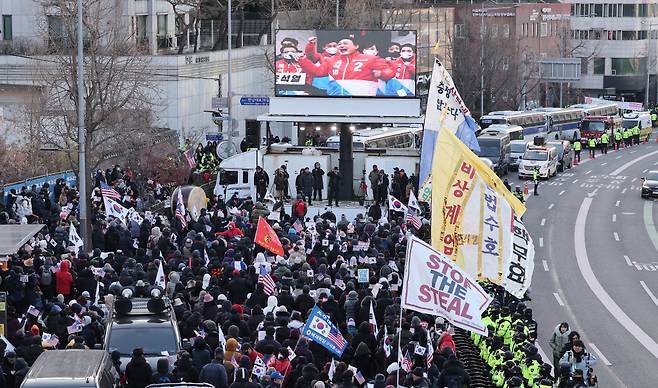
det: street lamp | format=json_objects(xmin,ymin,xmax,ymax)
[{"xmin": 76, "ymin": 0, "xmax": 89, "ymax": 250}]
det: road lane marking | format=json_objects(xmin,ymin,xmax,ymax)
[
  {"xmin": 622, "ymin": 212, "xmax": 635, "ymax": 215},
  {"xmin": 612, "ymin": 214, "xmax": 617, "ymax": 222},
  {"xmin": 573, "ymin": 179, "xmax": 579, "ymax": 183},
  {"xmin": 588, "ymin": 343, "xmax": 612, "ymax": 366},
  {"xmin": 641, "ymin": 281, "xmax": 658, "ymax": 306},
  {"xmin": 553, "ymin": 292, "xmax": 565, "ymax": 306},
  {"xmin": 617, "ymin": 155, "xmax": 622, "ymax": 159},
  {"xmin": 643, "ymin": 169, "xmax": 649, "ymax": 173},
  {"xmin": 624, "ymin": 255, "xmax": 633, "ymax": 266},
  {"xmin": 539, "ymin": 237, "xmax": 544, "ymax": 247},
  {"xmin": 537, "ymin": 345, "xmax": 553, "ymax": 369},
  {"xmin": 559, "ymin": 190, "xmax": 565, "ymax": 196},
  {"xmin": 575, "ymin": 197, "xmax": 658, "ymax": 358},
  {"xmin": 632, "ymin": 177, "xmax": 637, "ymax": 183},
  {"xmin": 615, "ymin": 200, "xmax": 620, "ymax": 207},
  {"xmin": 610, "ymin": 150, "xmax": 658, "ymax": 175},
  {"xmin": 585, "ymin": 170, "xmax": 592, "ymax": 174},
  {"xmin": 601, "ymin": 162, "xmax": 607, "ymax": 166},
  {"xmin": 541, "ymin": 218, "xmax": 546, "ymax": 226},
  {"xmin": 622, "ymin": 188, "xmax": 627, "ymax": 194},
  {"xmin": 542, "ymin": 260, "xmax": 549, "ymax": 271},
  {"xmin": 654, "ymin": 161, "xmax": 658, "ymax": 165},
  {"xmin": 548, "ymin": 203, "xmax": 554, "ymax": 209},
  {"xmin": 613, "ymin": 232, "xmax": 620, "ymax": 241},
  {"xmin": 644, "ymin": 201, "xmax": 658, "ymax": 253}
]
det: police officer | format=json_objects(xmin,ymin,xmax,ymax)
[
  {"xmin": 573, "ymin": 139, "xmax": 581, "ymax": 163},
  {"xmin": 514, "ymin": 186, "xmax": 525, "ymax": 204},
  {"xmin": 532, "ymin": 167, "xmax": 540, "ymax": 196},
  {"xmin": 600, "ymin": 131, "xmax": 609, "ymax": 154},
  {"xmin": 614, "ymin": 129, "xmax": 622, "ymax": 150},
  {"xmin": 632, "ymin": 124, "xmax": 641, "ymax": 145},
  {"xmin": 587, "ymin": 137, "xmax": 597, "ymax": 159},
  {"xmin": 623, "ymin": 127, "xmax": 631, "ymax": 147}
]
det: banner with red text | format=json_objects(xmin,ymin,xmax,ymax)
[
  {"xmin": 430, "ymin": 128, "xmax": 534, "ymax": 299},
  {"xmin": 401, "ymin": 236, "xmax": 492, "ymax": 336}
]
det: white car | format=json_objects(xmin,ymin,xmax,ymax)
[{"xmin": 518, "ymin": 146, "xmax": 558, "ymax": 179}]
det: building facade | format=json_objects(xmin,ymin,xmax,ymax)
[
  {"xmin": 567, "ymin": 0, "xmax": 658, "ymax": 104},
  {"xmin": 0, "ymin": 0, "xmax": 273, "ymax": 150}
]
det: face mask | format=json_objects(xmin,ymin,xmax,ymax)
[
  {"xmin": 388, "ymin": 51, "xmax": 400, "ymax": 58},
  {"xmin": 282, "ymin": 53, "xmax": 294, "ymax": 60},
  {"xmin": 400, "ymin": 52, "xmax": 413, "ymax": 60},
  {"xmin": 363, "ymin": 49, "xmax": 377, "ymax": 56},
  {"xmin": 325, "ymin": 47, "xmax": 337, "ymax": 55}
]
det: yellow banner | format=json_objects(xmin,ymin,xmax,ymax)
[{"xmin": 431, "ymin": 128, "xmax": 526, "ymax": 283}]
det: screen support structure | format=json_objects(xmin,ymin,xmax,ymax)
[{"xmin": 338, "ymin": 124, "xmax": 354, "ymax": 200}]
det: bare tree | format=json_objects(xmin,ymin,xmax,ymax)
[
  {"xmin": 167, "ymin": 0, "xmax": 203, "ymax": 54},
  {"xmin": 30, "ymin": 0, "xmax": 165, "ymax": 177}
]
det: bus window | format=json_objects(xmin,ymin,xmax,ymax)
[
  {"xmin": 243, "ymin": 171, "xmax": 249, "ymax": 183},
  {"xmin": 219, "ymin": 170, "xmax": 238, "ymax": 185}
]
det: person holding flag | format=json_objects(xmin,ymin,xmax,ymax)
[{"xmin": 175, "ymin": 187, "xmax": 188, "ymax": 231}]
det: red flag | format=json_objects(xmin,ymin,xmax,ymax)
[{"xmin": 255, "ymin": 217, "xmax": 284, "ymax": 256}]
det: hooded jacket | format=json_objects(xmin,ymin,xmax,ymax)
[
  {"xmin": 55, "ymin": 260, "xmax": 74, "ymax": 295},
  {"xmin": 549, "ymin": 324, "xmax": 571, "ymax": 357},
  {"xmin": 125, "ymin": 354, "xmax": 153, "ymax": 388}
]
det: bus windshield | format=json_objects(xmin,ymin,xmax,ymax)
[
  {"xmin": 479, "ymin": 118, "xmax": 507, "ymax": 129},
  {"xmin": 580, "ymin": 120, "xmax": 606, "ymax": 132}
]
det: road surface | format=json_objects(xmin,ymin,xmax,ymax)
[{"xmin": 512, "ymin": 140, "xmax": 658, "ymax": 387}]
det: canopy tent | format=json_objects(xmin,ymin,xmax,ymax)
[{"xmin": 0, "ymin": 224, "xmax": 47, "ymax": 256}]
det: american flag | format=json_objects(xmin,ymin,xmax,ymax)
[
  {"xmin": 175, "ymin": 187, "xmax": 187, "ymax": 229},
  {"xmin": 426, "ymin": 330, "xmax": 434, "ymax": 368},
  {"xmin": 100, "ymin": 182, "xmax": 121, "ymax": 199},
  {"xmin": 184, "ymin": 147, "xmax": 197, "ymax": 169},
  {"xmin": 327, "ymin": 326, "xmax": 346, "ymax": 349},
  {"xmin": 406, "ymin": 209, "xmax": 422, "ymax": 230},
  {"xmin": 401, "ymin": 350, "xmax": 414, "ymax": 372},
  {"xmin": 293, "ymin": 219, "xmax": 304, "ymax": 233},
  {"xmin": 258, "ymin": 267, "xmax": 276, "ymax": 295}
]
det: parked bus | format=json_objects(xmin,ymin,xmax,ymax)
[{"xmin": 325, "ymin": 126, "xmax": 423, "ymax": 150}]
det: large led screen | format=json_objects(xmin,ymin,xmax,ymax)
[{"xmin": 274, "ymin": 29, "xmax": 417, "ymax": 97}]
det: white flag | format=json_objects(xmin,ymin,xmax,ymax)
[
  {"xmin": 204, "ymin": 249, "xmax": 210, "ymax": 266},
  {"xmin": 328, "ymin": 359, "xmax": 336, "ymax": 381},
  {"xmin": 264, "ymin": 191, "xmax": 276, "ymax": 203},
  {"xmin": 103, "ymin": 197, "xmax": 130, "ymax": 221},
  {"xmin": 155, "ymin": 260, "xmax": 166, "ymax": 289},
  {"xmin": 388, "ymin": 195, "xmax": 408, "ymax": 213},
  {"xmin": 94, "ymin": 281, "xmax": 100, "ymax": 306},
  {"xmin": 68, "ymin": 223, "xmax": 83, "ymax": 252},
  {"xmin": 369, "ymin": 300, "xmax": 379, "ymax": 337},
  {"xmin": 383, "ymin": 325, "xmax": 391, "ymax": 358},
  {"xmin": 407, "ymin": 190, "xmax": 421, "ymax": 214},
  {"xmin": 218, "ymin": 326, "xmax": 227, "ymax": 351},
  {"xmin": 401, "ymin": 236, "xmax": 492, "ymax": 336}
]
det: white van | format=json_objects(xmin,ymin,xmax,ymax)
[{"xmin": 518, "ymin": 145, "xmax": 558, "ymax": 179}]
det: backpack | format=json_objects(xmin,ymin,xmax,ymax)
[
  {"xmin": 40, "ymin": 268, "xmax": 53, "ymax": 286},
  {"xmin": 445, "ymin": 374, "xmax": 464, "ymax": 388}
]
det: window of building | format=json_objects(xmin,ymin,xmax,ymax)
[
  {"xmin": 611, "ymin": 57, "xmax": 646, "ymax": 75},
  {"xmin": 454, "ymin": 24, "xmax": 464, "ymax": 39},
  {"xmin": 541, "ymin": 22, "xmax": 548, "ymax": 37},
  {"xmin": 581, "ymin": 57, "xmax": 589, "ymax": 75},
  {"xmin": 608, "ymin": 30, "xmax": 621, "ymax": 40},
  {"xmin": 157, "ymin": 14, "xmax": 167, "ymax": 36},
  {"xmin": 2, "ymin": 15, "xmax": 11, "ymax": 40},
  {"xmin": 594, "ymin": 4, "xmax": 603, "ymax": 17},
  {"xmin": 532, "ymin": 22, "xmax": 537, "ymax": 37},
  {"xmin": 608, "ymin": 4, "xmax": 619, "ymax": 17},
  {"xmin": 639, "ymin": 30, "xmax": 648, "ymax": 40},
  {"xmin": 622, "ymin": 4, "xmax": 636, "ymax": 17},
  {"xmin": 522, "ymin": 23, "xmax": 527, "ymax": 37},
  {"xmin": 490, "ymin": 23, "xmax": 498, "ymax": 38},
  {"xmin": 135, "ymin": 15, "xmax": 147, "ymax": 39},
  {"xmin": 639, "ymin": 4, "xmax": 648, "ymax": 17},
  {"xmin": 503, "ymin": 23, "xmax": 510, "ymax": 38},
  {"xmin": 47, "ymin": 15, "xmax": 64, "ymax": 42},
  {"xmin": 593, "ymin": 58, "xmax": 605, "ymax": 74},
  {"xmin": 622, "ymin": 30, "xmax": 638, "ymax": 40}
]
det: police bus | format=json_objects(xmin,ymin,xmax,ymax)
[{"xmin": 325, "ymin": 126, "xmax": 423, "ymax": 150}]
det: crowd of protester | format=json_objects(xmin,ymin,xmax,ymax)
[{"xmin": 0, "ymin": 162, "xmax": 592, "ymax": 388}]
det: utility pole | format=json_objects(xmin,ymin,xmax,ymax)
[
  {"xmin": 227, "ymin": 0, "xmax": 233, "ymax": 143},
  {"xmin": 76, "ymin": 0, "xmax": 89, "ymax": 250}
]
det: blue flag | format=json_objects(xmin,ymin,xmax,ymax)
[
  {"xmin": 419, "ymin": 59, "xmax": 480, "ymax": 185},
  {"xmin": 302, "ymin": 306, "xmax": 347, "ymax": 357}
]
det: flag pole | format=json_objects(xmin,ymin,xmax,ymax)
[{"xmin": 397, "ymin": 305, "xmax": 404, "ymax": 386}]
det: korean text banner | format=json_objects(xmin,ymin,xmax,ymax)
[
  {"xmin": 430, "ymin": 128, "xmax": 534, "ymax": 299},
  {"xmin": 302, "ymin": 306, "xmax": 348, "ymax": 357},
  {"xmin": 401, "ymin": 236, "xmax": 492, "ymax": 336},
  {"xmin": 275, "ymin": 29, "xmax": 417, "ymax": 97},
  {"xmin": 419, "ymin": 59, "xmax": 479, "ymax": 185}
]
